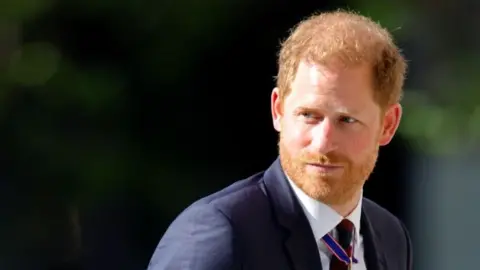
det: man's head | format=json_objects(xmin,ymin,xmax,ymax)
[{"xmin": 271, "ymin": 10, "xmax": 406, "ymax": 210}]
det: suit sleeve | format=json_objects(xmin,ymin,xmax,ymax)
[{"xmin": 147, "ymin": 204, "xmax": 238, "ymax": 270}]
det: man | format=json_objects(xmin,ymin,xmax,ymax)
[{"xmin": 147, "ymin": 10, "xmax": 412, "ymax": 270}]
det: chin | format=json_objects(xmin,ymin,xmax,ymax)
[
  {"xmin": 297, "ymin": 176, "xmax": 333, "ymax": 200},
  {"xmin": 302, "ymin": 176, "xmax": 360, "ymax": 205}
]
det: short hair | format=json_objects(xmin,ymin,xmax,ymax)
[{"xmin": 276, "ymin": 10, "xmax": 407, "ymax": 108}]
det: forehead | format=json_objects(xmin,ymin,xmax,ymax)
[{"xmin": 287, "ymin": 61, "xmax": 377, "ymax": 111}]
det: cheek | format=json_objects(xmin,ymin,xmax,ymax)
[
  {"xmin": 342, "ymin": 132, "xmax": 376, "ymax": 162},
  {"xmin": 281, "ymin": 120, "xmax": 311, "ymax": 151}
]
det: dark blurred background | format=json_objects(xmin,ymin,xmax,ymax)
[{"xmin": 2, "ymin": 0, "xmax": 480, "ymax": 269}]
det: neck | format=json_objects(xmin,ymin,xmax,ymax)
[{"xmin": 329, "ymin": 190, "xmax": 362, "ymax": 217}]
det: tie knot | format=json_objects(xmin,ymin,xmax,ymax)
[
  {"xmin": 336, "ymin": 219, "xmax": 354, "ymax": 249},
  {"xmin": 337, "ymin": 219, "xmax": 354, "ymax": 232}
]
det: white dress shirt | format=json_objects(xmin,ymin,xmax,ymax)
[{"xmin": 287, "ymin": 177, "xmax": 367, "ymax": 270}]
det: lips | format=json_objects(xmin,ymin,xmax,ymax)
[
  {"xmin": 305, "ymin": 163, "xmax": 343, "ymax": 172},
  {"xmin": 306, "ymin": 163, "xmax": 342, "ymax": 168}
]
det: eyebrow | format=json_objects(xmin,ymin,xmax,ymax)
[{"xmin": 295, "ymin": 105, "xmax": 361, "ymax": 116}]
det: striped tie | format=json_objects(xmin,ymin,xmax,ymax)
[{"xmin": 330, "ymin": 219, "xmax": 354, "ymax": 270}]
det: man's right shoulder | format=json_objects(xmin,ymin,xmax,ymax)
[{"xmin": 147, "ymin": 171, "xmax": 271, "ymax": 269}]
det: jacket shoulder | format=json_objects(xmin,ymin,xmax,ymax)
[
  {"xmin": 147, "ymin": 173, "xmax": 268, "ymax": 269},
  {"xmin": 363, "ymin": 198, "xmax": 413, "ymax": 269},
  {"xmin": 362, "ymin": 197, "xmax": 408, "ymax": 235},
  {"xmin": 362, "ymin": 198, "xmax": 402, "ymax": 223}
]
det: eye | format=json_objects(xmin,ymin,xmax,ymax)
[
  {"xmin": 298, "ymin": 111, "xmax": 321, "ymax": 124},
  {"xmin": 301, "ymin": 112, "xmax": 316, "ymax": 119},
  {"xmin": 339, "ymin": 116, "xmax": 357, "ymax": 124}
]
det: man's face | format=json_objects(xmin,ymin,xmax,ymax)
[{"xmin": 271, "ymin": 61, "xmax": 401, "ymax": 206}]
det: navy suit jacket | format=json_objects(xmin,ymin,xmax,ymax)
[{"xmin": 147, "ymin": 158, "xmax": 413, "ymax": 270}]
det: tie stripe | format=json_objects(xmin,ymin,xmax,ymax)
[{"xmin": 321, "ymin": 219, "xmax": 358, "ymax": 270}]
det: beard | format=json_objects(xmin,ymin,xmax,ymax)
[{"xmin": 278, "ymin": 134, "xmax": 379, "ymax": 206}]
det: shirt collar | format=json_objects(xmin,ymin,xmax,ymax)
[{"xmin": 286, "ymin": 176, "xmax": 362, "ymax": 248}]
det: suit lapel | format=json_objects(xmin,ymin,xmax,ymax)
[
  {"xmin": 263, "ymin": 158, "xmax": 322, "ymax": 270},
  {"xmin": 284, "ymin": 216, "xmax": 323, "ymax": 270},
  {"xmin": 360, "ymin": 201, "xmax": 387, "ymax": 270}
]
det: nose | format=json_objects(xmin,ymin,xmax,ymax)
[{"xmin": 310, "ymin": 118, "xmax": 337, "ymax": 153}]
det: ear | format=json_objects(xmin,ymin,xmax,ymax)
[
  {"xmin": 378, "ymin": 103, "xmax": 402, "ymax": 146},
  {"xmin": 271, "ymin": 87, "xmax": 282, "ymax": 132}
]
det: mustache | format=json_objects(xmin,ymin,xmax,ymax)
[{"xmin": 298, "ymin": 152, "xmax": 349, "ymax": 165}]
